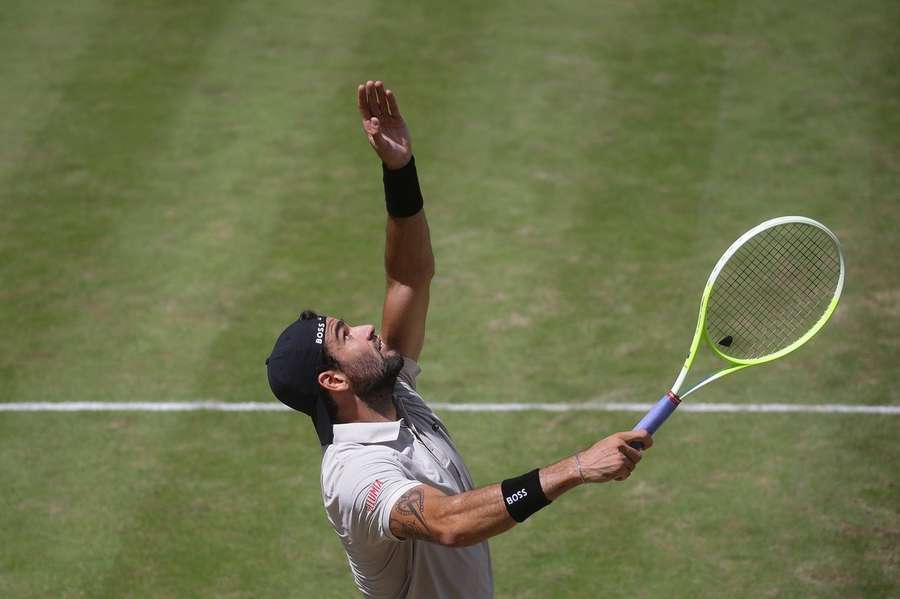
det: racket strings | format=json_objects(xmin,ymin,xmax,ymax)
[
  {"xmin": 706, "ymin": 223, "xmax": 841, "ymax": 360},
  {"xmin": 711, "ymin": 227, "xmax": 838, "ymax": 354},
  {"xmin": 719, "ymin": 231, "xmax": 837, "ymax": 348}
]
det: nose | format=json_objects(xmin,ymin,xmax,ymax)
[{"xmin": 354, "ymin": 324, "xmax": 376, "ymax": 340}]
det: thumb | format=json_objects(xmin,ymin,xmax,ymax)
[
  {"xmin": 619, "ymin": 429, "xmax": 653, "ymax": 449},
  {"xmin": 368, "ymin": 117, "xmax": 383, "ymax": 140}
]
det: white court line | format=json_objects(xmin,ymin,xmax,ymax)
[
  {"xmin": 0, "ymin": 401, "xmax": 898, "ymax": 414},
  {"xmin": 0, "ymin": 402, "xmax": 286, "ymax": 412}
]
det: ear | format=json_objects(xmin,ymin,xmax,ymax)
[{"xmin": 318, "ymin": 369, "xmax": 350, "ymax": 393}]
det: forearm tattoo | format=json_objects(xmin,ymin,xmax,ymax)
[{"xmin": 394, "ymin": 488, "xmax": 435, "ymax": 541}]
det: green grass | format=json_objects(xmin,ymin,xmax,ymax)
[
  {"xmin": 1, "ymin": 0, "xmax": 898, "ymax": 597},
  {"xmin": 2, "ymin": 411, "xmax": 897, "ymax": 598}
]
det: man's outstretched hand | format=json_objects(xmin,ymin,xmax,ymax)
[
  {"xmin": 357, "ymin": 80, "xmax": 412, "ymax": 171},
  {"xmin": 578, "ymin": 430, "xmax": 653, "ymax": 483}
]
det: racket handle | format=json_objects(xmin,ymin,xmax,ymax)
[{"xmin": 630, "ymin": 391, "xmax": 681, "ymax": 449}]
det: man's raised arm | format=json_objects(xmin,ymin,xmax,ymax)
[{"xmin": 357, "ymin": 80, "xmax": 434, "ymax": 361}]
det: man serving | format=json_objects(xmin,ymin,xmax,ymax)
[{"xmin": 266, "ymin": 80, "xmax": 653, "ymax": 598}]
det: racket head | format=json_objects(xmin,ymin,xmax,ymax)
[{"xmin": 699, "ymin": 216, "xmax": 845, "ymax": 366}]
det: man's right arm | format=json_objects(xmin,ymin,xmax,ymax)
[{"xmin": 389, "ymin": 429, "xmax": 653, "ymax": 547}]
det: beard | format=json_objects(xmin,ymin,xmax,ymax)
[{"xmin": 341, "ymin": 349, "xmax": 405, "ymax": 413}]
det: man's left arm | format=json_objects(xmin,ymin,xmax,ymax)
[
  {"xmin": 357, "ymin": 80, "xmax": 434, "ymax": 361},
  {"xmin": 382, "ymin": 209, "xmax": 434, "ymax": 361}
]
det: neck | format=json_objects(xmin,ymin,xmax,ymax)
[{"xmin": 343, "ymin": 390, "xmax": 398, "ymax": 423}]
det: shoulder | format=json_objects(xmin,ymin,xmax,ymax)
[
  {"xmin": 320, "ymin": 443, "xmax": 420, "ymax": 543},
  {"xmin": 396, "ymin": 355, "xmax": 421, "ymax": 390},
  {"xmin": 321, "ymin": 443, "xmax": 403, "ymax": 499},
  {"xmin": 394, "ymin": 356, "xmax": 440, "ymax": 424}
]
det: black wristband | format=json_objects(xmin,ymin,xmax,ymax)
[
  {"xmin": 500, "ymin": 469, "xmax": 551, "ymax": 523},
  {"xmin": 383, "ymin": 155, "xmax": 424, "ymax": 217}
]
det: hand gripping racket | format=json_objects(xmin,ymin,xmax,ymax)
[{"xmin": 631, "ymin": 216, "xmax": 845, "ymax": 447}]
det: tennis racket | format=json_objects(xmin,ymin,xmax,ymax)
[{"xmin": 631, "ymin": 216, "xmax": 845, "ymax": 447}]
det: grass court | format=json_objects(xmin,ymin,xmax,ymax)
[{"xmin": 1, "ymin": 1, "xmax": 898, "ymax": 597}]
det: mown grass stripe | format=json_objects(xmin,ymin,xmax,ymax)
[{"xmin": 2, "ymin": 401, "xmax": 897, "ymax": 414}]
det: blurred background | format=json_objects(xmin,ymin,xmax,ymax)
[{"xmin": 1, "ymin": 1, "xmax": 897, "ymax": 597}]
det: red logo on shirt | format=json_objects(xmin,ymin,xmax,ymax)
[{"xmin": 365, "ymin": 480, "xmax": 383, "ymax": 512}]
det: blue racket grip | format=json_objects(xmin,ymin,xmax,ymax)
[{"xmin": 630, "ymin": 391, "xmax": 681, "ymax": 449}]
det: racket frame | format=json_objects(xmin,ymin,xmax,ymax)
[
  {"xmin": 674, "ymin": 216, "xmax": 844, "ymax": 398},
  {"xmin": 633, "ymin": 216, "xmax": 845, "ymax": 438}
]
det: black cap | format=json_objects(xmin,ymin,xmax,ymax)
[{"xmin": 266, "ymin": 314, "xmax": 334, "ymax": 446}]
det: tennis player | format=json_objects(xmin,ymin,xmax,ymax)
[{"xmin": 266, "ymin": 80, "xmax": 653, "ymax": 598}]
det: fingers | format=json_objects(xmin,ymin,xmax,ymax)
[
  {"xmin": 361, "ymin": 80, "xmax": 383, "ymax": 118},
  {"xmin": 359, "ymin": 81, "xmax": 384, "ymax": 148},
  {"xmin": 359, "ymin": 80, "xmax": 396, "ymax": 120},
  {"xmin": 367, "ymin": 81, "xmax": 380, "ymax": 117},
  {"xmin": 618, "ymin": 443, "xmax": 642, "ymax": 464},
  {"xmin": 359, "ymin": 80, "xmax": 382, "ymax": 120},
  {"xmin": 612, "ymin": 431, "xmax": 651, "ymax": 481},
  {"xmin": 357, "ymin": 84, "xmax": 371, "ymax": 120},
  {"xmin": 385, "ymin": 88, "xmax": 400, "ymax": 117},
  {"xmin": 374, "ymin": 81, "xmax": 387, "ymax": 116},
  {"xmin": 619, "ymin": 429, "xmax": 653, "ymax": 450},
  {"xmin": 581, "ymin": 430, "xmax": 653, "ymax": 483},
  {"xmin": 613, "ymin": 459, "xmax": 634, "ymax": 482}
]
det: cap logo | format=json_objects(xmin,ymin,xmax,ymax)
[{"xmin": 315, "ymin": 319, "xmax": 325, "ymax": 345}]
